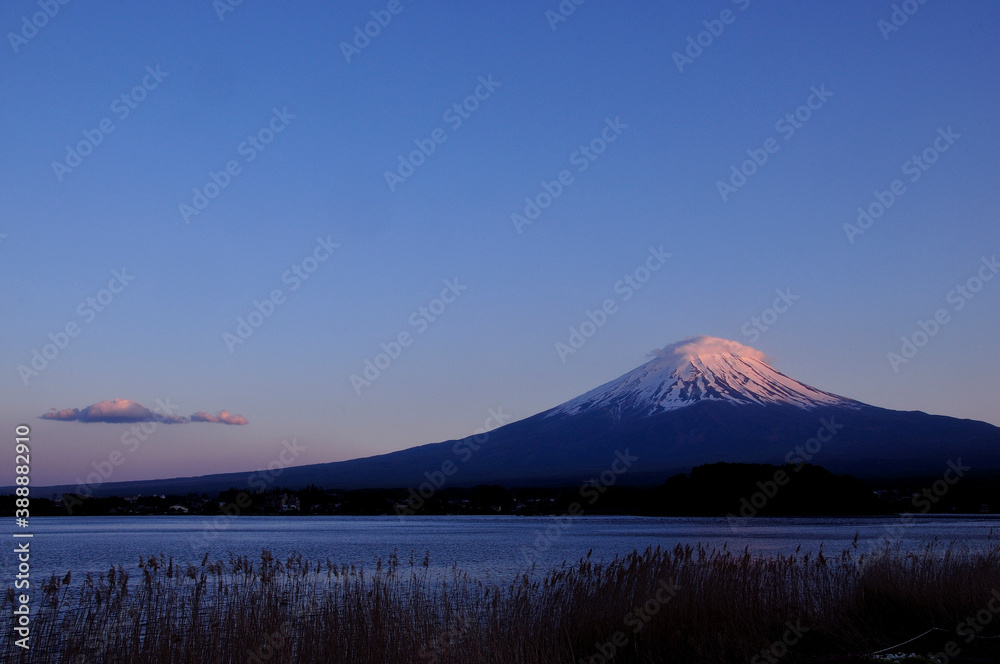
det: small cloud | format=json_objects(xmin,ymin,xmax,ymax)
[
  {"xmin": 79, "ymin": 398, "xmax": 157, "ymax": 423},
  {"xmin": 190, "ymin": 410, "xmax": 248, "ymax": 425},
  {"xmin": 217, "ymin": 410, "xmax": 249, "ymax": 425},
  {"xmin": 40, "ymin": 407, "xmax": 81, "ymax": 421},
  {"xmin": 650, "ymin": 335, "xmax": 769, "ymax": 362},
  {"xmin": 40, "ymin": 399, "xmax": 248, "ymax": 425}
]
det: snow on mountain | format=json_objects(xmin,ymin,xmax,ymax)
[{"xmin": 548, "ymin": 336, "xmax": 863, "ymax": 418}]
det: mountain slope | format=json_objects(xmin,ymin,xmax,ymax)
[{"xmin": 29, "ymin": 336, "xmax": 1000, "ymax": 497}]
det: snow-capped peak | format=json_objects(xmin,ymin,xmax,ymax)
[{"xmin": 548, "ymin": 336, "xmax": 861, "ymax": 418}]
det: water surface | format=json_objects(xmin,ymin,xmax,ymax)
[{"xmin": 9, "ymin": 514, "xmax": 997, "ymax": 582}]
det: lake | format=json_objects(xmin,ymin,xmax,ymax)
[{"xmin": 11, "ymin": 514, "xmax": 998, "ymax": 582}]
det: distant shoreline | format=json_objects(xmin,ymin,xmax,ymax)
[{"xmin": 6, "ymin": 462, "xmax": 996, "ymax": 519}]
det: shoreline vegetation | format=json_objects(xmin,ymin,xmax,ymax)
[
  {"xmin": 5, "ymin": 463, "xmax": 999, "ymax": 518},
  {"xmin": 2, "ymin": 540, "xmax": 999, "ymax": 663}
]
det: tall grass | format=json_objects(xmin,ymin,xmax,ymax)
[{"xmin": 3, "ymin": 540, "xmax": 999, "ymax": 663}]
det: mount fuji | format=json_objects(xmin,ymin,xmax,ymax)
[
  {"xmin": 549, "ymin": 337, "xmax": 862, "ymax": 418},
  {"xmin": 36, "ymin": 336, "xmax": 1000, "ymax": 497}
]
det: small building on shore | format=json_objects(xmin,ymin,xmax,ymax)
[{"xmin": 264, "ymin": 493, "xmax": 300, "ymax": 512}]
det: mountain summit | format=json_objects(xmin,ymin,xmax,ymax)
[{"xmin": 551, "ymin": 336, "xmax": 860, "ymax": 418}]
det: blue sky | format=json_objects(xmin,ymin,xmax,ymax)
[{"xmin": 2, "ymin": 1, "xmax": 998, "ymax": 486}]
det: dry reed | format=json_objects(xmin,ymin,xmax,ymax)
[{"xmin": 3, "ymin": 538, "xmax": 999, "ymax": 663}]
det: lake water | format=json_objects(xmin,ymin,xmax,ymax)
[{"xmin": 8, "ymin": 514, "xmax": 998, "ymax": 582}]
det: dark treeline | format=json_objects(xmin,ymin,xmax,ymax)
[{"xmin": 6, "ymin": 462, "xmax": 999, "ymax": 517}]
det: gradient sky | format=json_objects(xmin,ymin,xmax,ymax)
[{"xmin": 2, "ymin": 1, "xmax": 998, "ymax": 487}]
